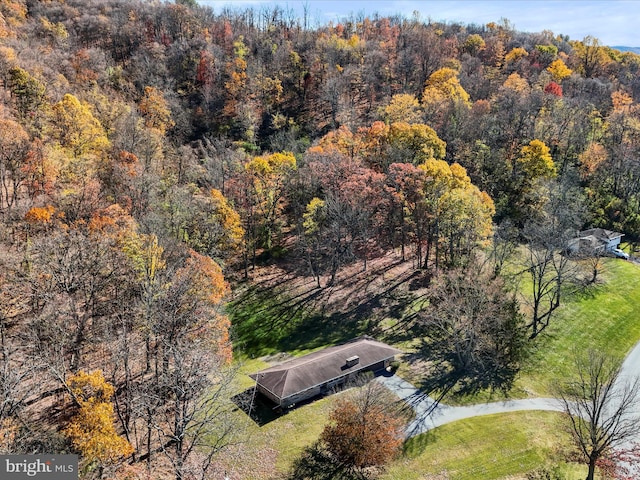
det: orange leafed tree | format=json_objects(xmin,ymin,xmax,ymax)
[
  {"xmin": 24, "ymin": 205, "xmax": 55, "ymax": 224},
  {"xmin": 579, "ymin": 142, "xmax": 608, "ymax": 180},
  {"xmin": 172, "ymin": 250, "xmax": 232, "ymax": 361},
  {"xmin": 320, "ymin": 382, "xmax": 404, "ymax": 471}
]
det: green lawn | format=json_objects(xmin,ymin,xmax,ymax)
[
  {"xmin": 381, "ymin": 411, "xmax": 585, "ymax": 480},
  {"xmin": 229, "ymin": 398, "xmax": 589, "ymax": 480},
  {"xmin": 226, "ymin": 386, "xmax": 345, "ymax": 477},
  {"xmin": 228, "ymin": 284, "xmax": 368, "ymax": 358},
  {"xmin": 517, "ymin": 258, "xmax": 640, "ymax": 396},
  {"xmin": 224, "ymin": 256, "xmax": 640, "ymax": 478},
  {"xmin": 226, "ymin": 380, "xmax": 586, "ymax": 479}
]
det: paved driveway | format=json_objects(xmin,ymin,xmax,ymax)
[
  {"xmin": 377, "ymin": 374, "xmax": 563, "ymax": 437},
  {"xmin": 378, "ymin": 338, "xmax": 640, "ymax": 439}
]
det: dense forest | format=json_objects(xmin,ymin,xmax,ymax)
[{"xmin": 1, "ymin": 0, "xmax": 640, "ymax": 479}]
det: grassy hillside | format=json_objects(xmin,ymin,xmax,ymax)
[
  {"xmin": 517, "ymin": 258, "xmax": 640, "ymax": 396},
  {"xmin": 382, "ymin": 411, "xmax": 584, "ymax": 480}
]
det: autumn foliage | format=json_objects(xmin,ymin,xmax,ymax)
[
  {"xmin": 64, "ymin": 370, "xmax": 134, "ymax": 467},
  {"xmin": 2, "ymin": 1, "xmax": 640, "ymax": 478},
  {"xmin": 544, "ymin": 81, "xmax": 563, "ymax": 96},
  {"xmin": 320, "ymin": 382, "xmax": 404, "ymax": 471},
  {"xmin": 24, "ymin": 205, "xmax": 55, "ymax": 224}
]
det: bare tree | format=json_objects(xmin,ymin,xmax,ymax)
[
  {"xmin": 573, "ymin": 244, "xmax": 604, "ymax": 286},
  {"xmin": 417, "ymin": 260, "xmax": 528, "ymax": 397},
  {"xmin": 489, "ymin": 219, "xmax": 518, "ymax": 278},
  {"xmin": 153, "ymin": 346, "xmax": 240, "ymax": 480},
  {"xmin": 555, "ymin": 350, "xmax": 640, "ymax": 480},
  {"xmin": 522, "ymin": 229, "xmax": 574, "ymax": 339},
  {"xmin": 133, "ymin": 250, "xmax": 240, "ymax": 480},
  {"xmin": 522, "ymin": 181, "xmax": 586, "ymax": 339},
  {"xmin": 0, "ymin": 262, "xmax": 36, "ymax": 425},
  {"xmin": 27, "ymin": 226, "xmax": 132, "ymax": 372},
  {"xmin": 0, "ymin": 337, "xmax": 35, "ymax": 425}
]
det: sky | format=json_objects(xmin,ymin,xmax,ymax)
[{"xmin": 198, "ymin": 0, "xmax": 640, "ymax": 47}]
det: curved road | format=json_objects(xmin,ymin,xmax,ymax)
[{"xmin": 378, "ymin": 338, "xmax": 640, "ymax": 439}]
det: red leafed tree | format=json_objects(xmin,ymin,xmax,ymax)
[
  {"xmin": 320, "ymin": 381, "xmax": 404, "ymax": 472},
  {"xmin": 596, "ymin": 445, "xmax": 640, "ymax": 480},
  {"xmin": 339, "ymin": 168, "xmax": 388, "ymax": 272},
  {"xmin": 544, "ymin": 81, "xmax": 563, "ymax": 96},
  {"xmin": 196, "ymin": 50, "xmax": 214, "ymax": 87}
]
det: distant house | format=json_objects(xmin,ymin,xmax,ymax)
[
  {"xmin": 567, "ymin": 228, "xmax": 624, "ymax": 255},
  {"xmin": 249, "ymin": 336, "xmax": 401, "ymax": 408}
]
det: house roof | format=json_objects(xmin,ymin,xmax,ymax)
[
  {"xmin": 249, "ymin": 337, "xmax": 401, "ymax": 401},
  {"xmin": 575, "ymin": 235, "xmax": 602, "ymax": 249},
  {"xmin": 578, "ymin": 228, "xmax": 624, "ymax": 242}
]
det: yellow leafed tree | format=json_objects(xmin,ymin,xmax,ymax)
[
  {"xmin": 387, "ymin": 122, "xmax": 446, "ymax": 164},
  {"xmin": 517, "ymin": 139, "xmax": 557, "ymax": 179},
  {"xmin": 547, "ymin": 58, "xmax": 572, "ymax": 82},
  {"xmin": 209, "ymin": 188, "xmax": 244, "ymax": 255},
  {"xmin": 245, "ymin": 151, "xmax": 297, "ymax": 250},
  {"xmin": 138, "ymin": 86, "xmax": 174, "ymax": 135},
  {"xmin": 49, "ymin": 94, "xmax": 109, "ymax": 159},
  {"xmin": 504, "ymin": 47, "xmax": 528, "ymax": 64},
  {"xmin": 503, "ymin": 73, "xmax": 530, "ymax": 92},
  {"xmin": 381, "ymin": 93, "xmax": 422, "ymax": 124},
  {"xmin": 64, "ymin": 370, "xmax": 133, "ymax": 469},
  {"xmin": 417, "ymin": 159, "xmax": 495, "ymax": 268},
  {"xmin": 422, "ymin": 67, "xmax": 470, "ymax": 107}
]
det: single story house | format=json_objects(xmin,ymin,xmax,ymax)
[
  {"xmin": 249, "ymin": 336, "xmax": 401, "ymax": 408},
  {"xmin": 567, "ymin": 228, "xmax": 624, "ymax": 255}
]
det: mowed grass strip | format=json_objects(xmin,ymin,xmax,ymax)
[
  {"xmin": 381, "ymin": 411, "xmax": 584, "ymax": 480},
  {"xmin": 518, "ymin": 258, "xmax": 640, "ymax": 396}
]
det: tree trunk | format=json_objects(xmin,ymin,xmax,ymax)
[
  {"xmin": 146, "ymin": 408, "xmax": 153, "ymax": 470},
  {"xmin": 586, "ymin": 457, "xmax": 596, "ymax": 480},
  {"xmin": 243, "ymin": 248, "xmax": 248, "ymax": 279}
]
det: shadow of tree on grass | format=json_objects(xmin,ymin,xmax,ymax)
[
  {"xmin": 286, "ymin": 442, "xmax": 380, "ymax": 480},
  {"xmin": 229, "ymin": 265, "xmax": 420, "ymax": 358}
]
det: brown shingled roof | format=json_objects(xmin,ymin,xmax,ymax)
[{"xmin": 249, "ymin": 336, "xmax": 401, "ymax": 401}]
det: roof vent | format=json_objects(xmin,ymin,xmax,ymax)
[{"xmin": 345, "ymin": 355, "xmax": 360, "ymax": 368}]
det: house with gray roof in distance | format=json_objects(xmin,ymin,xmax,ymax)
[
  {"xmin": 567, "ymin": 228, "xmax": 624, "ymax": 255},
  {"xmin": 249, "ymin": 336, "xmax": 401, "ymax": 409}
]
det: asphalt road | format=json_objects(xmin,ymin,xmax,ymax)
[{"xmin": 378, "ymin": 337, "xmax": 640, "ymax": 439}]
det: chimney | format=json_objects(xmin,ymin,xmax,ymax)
[{"xmin": 345, "ymin": 355, "xmax": 360, "ymax": 368}]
